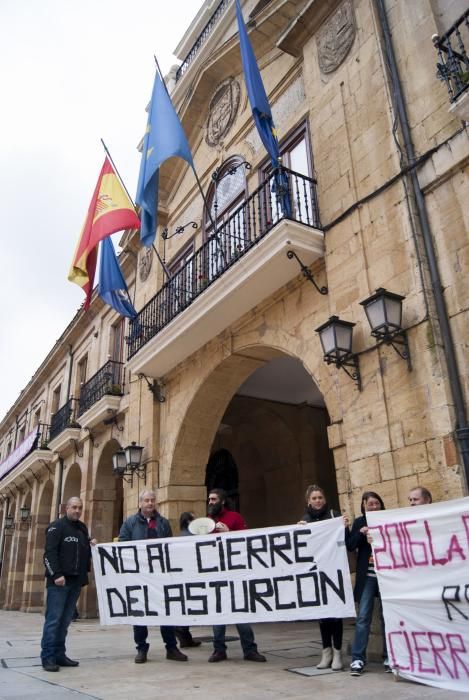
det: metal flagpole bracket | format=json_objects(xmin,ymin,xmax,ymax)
[{"xmin": 286, "ymin": 250, "xmax": 328, "ymax": 295}]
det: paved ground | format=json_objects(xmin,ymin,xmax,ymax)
[{"xmin": 0, "ymin": 611, "xmax": 466, "ymax": 699}]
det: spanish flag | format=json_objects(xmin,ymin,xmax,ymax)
[{"xmin": 68, "ymin": 157, "xmax": 140, "ymax": 308}]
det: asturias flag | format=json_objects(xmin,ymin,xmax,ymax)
[
  {"xmin": 136, "ymin": 70, "xmax": 194, "ymax": 248},
  {"xmin": 98, "ymin": 237, "xmax": 137, "ymax": 319},
  {"xmin": 235, "ymin": 0, "xmax": 279, "ymax": 168},
  {"xmin": 68, "ymin": 157, "xmax": 140, "ymax": 308}
]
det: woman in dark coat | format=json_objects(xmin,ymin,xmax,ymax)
[
  {"xmin": 346, "ymin": 491, "xmax": 389, "ymax": 676},
  {"xmin": 298, "ymin": 484, "xmax": 349, "ymax": 671}
]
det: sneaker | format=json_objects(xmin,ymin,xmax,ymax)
[
  {"xmin": 166, "ymin": 647, "xmax": 188, "ymax": 662},
  {"xmin": 350, "ymin": 660, "xmax": 365, "ymax": 676},
  {"xmin": 134, "ymin": 650, "xmax": 147, "ymax": 664},
  {"xmin": 383, "ymin": 658, "xmax": 392, "ymax": 673},
  {"xmin": 208, "ymin": 650, "xmax": 227, "ymax": 663},
  {"xmin": 244, "ymin": 650, "xmax": 267, "ymax": 662}
]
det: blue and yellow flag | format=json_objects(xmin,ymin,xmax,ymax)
[
  {"xmin": 136, "ymin": 71, "xmax": 194, "ymax": 248},
  {"xmin": 235, "ymin": 0, "xmax": 279, "ymax": 167},
  {"xmin": 98, "ymin": 237, "xmax": 137, "ymax": 319}
]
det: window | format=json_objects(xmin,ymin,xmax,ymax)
[
  {"xmin": 111, "ymin": 321, "xmax": 125, "ymax": 363},
  {"xmin": 204, "ymin": 156, "xmax": 250, "ymax": 278},
  {"xmin": 33, "ymin": 408, "xmax": 41, "ymax": 427},
  {"xmin": 168, "ymin": 241, "xmax": 196, "ymax": 311},
  {"xmin": 75, "ymin": 355, "xmax": 88, "ymax": 397},
  {"xmin": 52, "ymin": 384, "xmax": 62, "ymax": 414},
  {"xmin": 261, "ymin": 122, "xmax": 317, "ymax": 226}
]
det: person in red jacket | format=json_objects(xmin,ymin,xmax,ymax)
[{"xmin": 206, "ymin": 489, "xmax": 266, "ymax": 663}]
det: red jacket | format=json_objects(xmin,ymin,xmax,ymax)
[{"xmin": 213, "ymin": 507, "xmax": 247, "ymax": 532}]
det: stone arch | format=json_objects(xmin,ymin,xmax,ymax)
[
  {"xmin": 169, "ymin": 344, "xmax": 337, "ymax": 527},
  {"xmin": 90, "ymin": 438, "xmax": 123, "ymax": 544},
  {"xmin": 62, "ymin": 463, "xmax": 83, "ymax": 506},
  {"xmin": 7, "ymin": 491, "xmax": 32, "ymax": 609},
  {"xmin": 26, "ymin": 479, "xmax": 54, "ymax": 611}
]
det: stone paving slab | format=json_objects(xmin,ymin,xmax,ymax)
[{"xmin": 0, "ymin": 611, "xmax": 465, "ymax": 699}]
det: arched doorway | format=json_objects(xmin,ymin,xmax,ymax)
[
  {"xmin": 62, "ymin": 463, "xmax": 82, "ymax": 506},
  {"xmin": 171, "ymin": 347, "xmax": 337, "ymax": 528},
  {"xmin": 92, "ymin": 439, "xmax": 123, "ymax": 544}
]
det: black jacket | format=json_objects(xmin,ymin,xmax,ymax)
[
  {"xmin": 43, "ymin": 516, "xmax": 91, "ymax": 586},
  {"xmin": 345, "ymin": 514, "xmax": 371, "ymax": 602},
  {"xmin": 301, "ymin": 504, "xmax": 341, "ymax": 522}
]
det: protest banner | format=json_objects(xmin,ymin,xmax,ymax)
[
  {"xmin": 367, "ymin": 496, "xmax": 469, "ymax": 693},
  {"xmin": 92, "ymin": 518, "xmax": 355, "ymax": 626}
]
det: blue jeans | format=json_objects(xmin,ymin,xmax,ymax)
[
  {"xmin": 351, "ymin": 576, "xmax": 387, "ymax": 663},
  {"xmin": 213, "ymin": 624, "xmax": 257, "ymax": 655},
  {"xmin": 41, "ymin": 581, "xmax": 82, "ymax": 661},
  {"xmin": 133, "ymin": 625, "xmax": 178, "ymax": 652}
]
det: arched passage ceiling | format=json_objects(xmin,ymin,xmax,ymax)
[{"xmin": 236, "ymin": 356, "xmax": 325, "ymax": 406}]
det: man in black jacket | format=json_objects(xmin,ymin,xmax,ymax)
[
  {"xmin": 40, "ymin": 497, "xmax": 93, "ymax": 672},
  {"xmin": 118, "ymin": 489, "xmax": 187, "ymax": 664}
]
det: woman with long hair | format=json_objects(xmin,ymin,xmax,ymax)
[
  {"xmin": 346, "ymin": 491, "xmax": 390, "ymax": 676},
  {"xmin": 298, "ymin": 485, "xmax": 349, "ymax": 671}
]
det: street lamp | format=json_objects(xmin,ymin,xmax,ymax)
[
  {"xmin": 360, "ymin": 288, "xmax": 411, "ymax": 370},
  {"xmin": 315, "ymin": 316, "xmax": 362, "ymax": 390}
]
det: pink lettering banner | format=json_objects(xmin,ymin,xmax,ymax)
[{"xmin": 367, "ymin": 497, "xmax": 469, "ymax": 693}]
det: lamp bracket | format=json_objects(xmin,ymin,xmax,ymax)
[
  {"xmin": 138, "ymin": 374, "xmax": 166, "ymax": 403},
  {"xmin": 84, "ymin": 427, "xmax": 99, "ymax": 448},
  {"xmin": 103, "ymin": 413, "xmax": 124, "ymax": 432},
  {"xmin": 27, "ymin": 468, "xmax": 41, "ymax": 483},
  {"xmin": 374, "ymin": 330, "xmax": 412, "ymax": 371},
  {"xmin": 286, "ymin": 251, "xmax": 328, "ymax": 295},
  {"xmin": 69, "ymin": 439, "xmax": 84, "ymax": 458},
  {"xmin": 326, "ymin": 353, "xmax": 362, "ymax": 391}
]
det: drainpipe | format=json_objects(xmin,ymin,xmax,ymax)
[
  {"xmin": 0, "ymin": 497, "xmax": 10, "ymax": 575},
  {"xmin": 374, "ymin": 0, "xmax": 469, "ymax": 492},
  {"xmin": 56, "ymin": 457, "xmax": 64, "ymax": 518}
]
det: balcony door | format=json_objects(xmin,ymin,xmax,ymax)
[{"xmin": 204, "ymin": 156, "xmax": 249, "ymax": 279}]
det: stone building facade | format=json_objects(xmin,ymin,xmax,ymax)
[{"xmin": 0, "ymin": 0, "xmax": 468, "ymax": 615}]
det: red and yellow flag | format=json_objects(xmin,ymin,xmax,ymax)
[{"xmin": 68, "ymin": 157, "xmax": 140, "ymax": 308}]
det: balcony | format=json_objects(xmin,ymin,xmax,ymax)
[
  {"xmin": 176, "ymin": 0, "xmax": 230, "ymax": 82},
  {"xmin": 127, "ymin": 167, "xmax": 324, "ymax": 379},
  {"xmin": 434, "ymin": 9, "xmax": 469, "ymax": 120},
  {"xmin": 0, "ymin": 423, "xmax": 53, "ymax": 488},
  {"xmin": 48, "ymin": 398, "xmax": 81, "ymax": 454},
  {"xmin": 77, "ymin": 360, "xmax": 124, "ymax": 429}
]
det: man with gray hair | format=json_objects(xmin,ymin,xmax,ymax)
[
  {"xmin": 41, "ymin": 497, "xmax": 94, "ymax": 672},
  {"xmin": 118, "ymin": 489, "xmax": 187, "ymax": 663},
  {"xmin": 408, "ymin": 486, "xmax": 433, "ymax": 506}
]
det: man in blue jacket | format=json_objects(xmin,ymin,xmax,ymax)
[
  {"xmin": 41, "ymin": 496, "xmax": 93, "ymax": 672},
  {"xmin": 118, "ymin": 489, "xmax": 187, "ymax": 664}
]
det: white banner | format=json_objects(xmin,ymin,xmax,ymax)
[
  {"xmin": 367, "ymin": 496, "xmax": 469, "ymax": 694},
  {"xmin": 0, "ymin": 428, "xmax": 38, "ymax": 481},
  {"xmin": 92, "ymin": 519, "xmax": 355, "ymax": 626}
]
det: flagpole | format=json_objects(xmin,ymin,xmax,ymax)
[
  {"xmin": 101, "ymin": 138, "xmax": 172, "ymax": 281},
  {"xmin": 100, "ymin": 138, "xmax": 137, "ymax": 208}
]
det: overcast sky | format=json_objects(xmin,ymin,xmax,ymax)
[{"xmin": 0, "ymin": 0, "xmax": 202, "ymax": 422}]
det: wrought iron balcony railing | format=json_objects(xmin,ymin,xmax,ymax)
[
  {"xmin": 50, "ymin": 398, "xmax": 81, "ymax": 441},
  {"xmin": 176, "ymin": 0, "xmax": 229, "ymax": 82},
  {"xmin": 78, "ymin": 360, "xmax": 124, "ymax": 417},
  {"xmin": 127, "ymin": 167, "xmax": 320, "ymax": 360},
  {"xmin": 434, "ymin": 9, "xmax": 469, "ymax": 103},
  {"xmin": 36, "ymin": 422, "xmax": 51, "ymax": 450}
]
